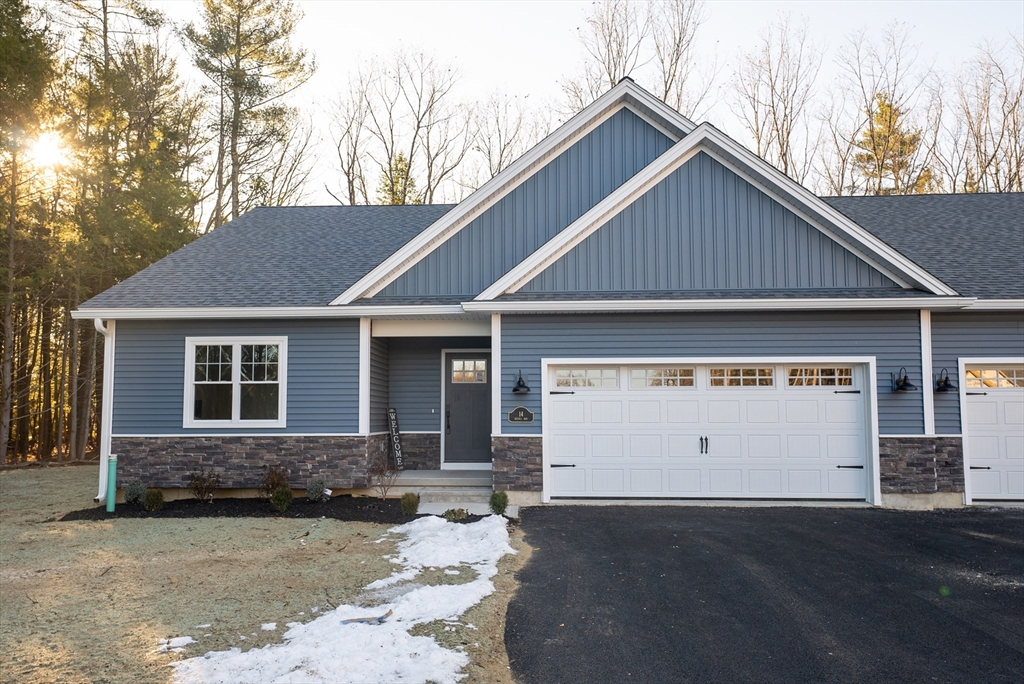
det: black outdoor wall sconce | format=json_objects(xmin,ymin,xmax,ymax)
[
  {"xmin": 512, "ymin": 370, "xmax": 531, "ymax": 394},
  {"xmin": 892, "ymin": 367, "xmax": 918, "ymax": 392},
  {"xmin": 935, "ymin": 368, "xmax": 958, "ymax": 393}
]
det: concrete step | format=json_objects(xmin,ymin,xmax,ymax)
[
  {"xmin": 396, "ymin": 470, "xmax": 491, "ymax": 488},
  {"xmin": 419, "ymin": 487, "xmax": 493, "ymax": 504}
]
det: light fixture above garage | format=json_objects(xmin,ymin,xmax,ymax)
[
  {"xmin": 512, "ymin": 370, "xmax": 531, "ymax": 394},
  {"xmin": 892, "ymin": 367, "xmax": 918, "ymax": 392},
  {"xmin": 935, "ymin": 368, "xmax": 958, "ymax": 393}
]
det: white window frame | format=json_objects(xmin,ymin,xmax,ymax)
[
  {"xmin": 628, "ymin": 366, "xmax": 697, "ymax": 389},
  {"xmin": 183, "ymin": 336, "xmax": 288, "ymax": 429}
]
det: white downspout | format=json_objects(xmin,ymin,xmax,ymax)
[{"xmin": 93, "ymin": 318, "xmax": 115, "ymax": 501}]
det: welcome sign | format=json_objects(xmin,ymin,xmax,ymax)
[{"xmin": 386, "ymin": 407, "xmax": 405, "ymax": 470}]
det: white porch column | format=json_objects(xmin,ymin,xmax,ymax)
[
  {"xmin": 491, "ymin": 313, "xmax": 502, "ymax": 435},
  {"xmin": 921, "ymin": 310, "xmax": 935, "ymax": 435},
  {"xmin": 94, "ymin": 319, "xmax": 116, "ymax": 501},
  {"xmin": 358, "ymin": 317, "xmax": 371, "ymax": 435}
]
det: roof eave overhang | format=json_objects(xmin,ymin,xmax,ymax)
[
  {"xmin": 462, "ymin": 297, "xmax": 976, "ymax": 314},
  {"xmin": 71, "ymin": 305, "xmax": 469, "ymax": 320}
]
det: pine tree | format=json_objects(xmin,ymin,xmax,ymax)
[
  {"xmin": 376, "ymin": 153, "xmax": 422, "ymax": 205},
  {"xmin": 854, "ymin": 92, "xmax": 935, "ymax": 195}
]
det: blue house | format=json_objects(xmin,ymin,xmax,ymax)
[{"xmin": 75, "ymin": 79, "xmax": 1024, "ymax": 508}]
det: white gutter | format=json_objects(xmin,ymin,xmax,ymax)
[
  {"xmin": 93, "ymin": 318, "xmax": 116, "ymax": 502},
  {"xmin": 461, "ymin": 297, "xmax": 976, "ymax": 314},
  {"xmin": 71, "ymin": 304, "xmax": 467, "ymax": 320},
  {"xmin": 962, "ymin": 299, "xmax": 1024, "ymax": 311}
]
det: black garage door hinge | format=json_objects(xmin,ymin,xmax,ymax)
[
  {"xmin": 833, "ymin": 390, "xmax": 861, "ymax": 394},
  {"xmin": 550, "ymin": 464, "xmax": 577, "ymax": 468},
  {"xmin": 966, "ymin": 392, "xmax": 988, "ymax": 396},
  {"xmin": 970, "ymin": 466, "xmax": 992, "ymax": 470},
  {"xmin": 836, "ymin": 465, "xmax": 864, "ymax": 469},
  {"xmin": 549, "ymin": 390, "xmax": 575, "ymax": 395}
]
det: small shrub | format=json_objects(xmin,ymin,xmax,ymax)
[
  {"xmin": 123, "ymin": 479, "xmax": 146, "ymax": 505},
  {"xmin": 306, "ymin": 477, "xmax": 330, "ymax": 503},
  {"xmin": 368, "ymin": 448, "xmax": 399, "ymax": 500},
  {"xmin": 270, "ymin": 486, "xmax": 294, "ymax": 513},
  {"xmin": 400, "ymin": 492, "xmax": 420, "ymax": 516},
  {"xmin": 443, "ymin": 507, "xmax": 468, "ymax": 522},
  {"xmin": 189, "ymin": 467, "xmax": 221, "ymax": 503},
  {"xmin": 259, "ymin": 465, "xmax": 290, "ymax": 499},
  {"xmin": 143, "ymin": 489, "xmax": 164, "ymax": 512},
  {"xmin": 489, "ymin": 490, "xmax": 509, "ymax": 516}
]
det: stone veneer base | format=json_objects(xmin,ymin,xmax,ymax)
[
  {"xmin": 399, "ymin": 433, "xmax": 442, "ymax": 470},
  {"xmin": 492, "ymin": 435, "xmax": 542, "ymax": 491},
  {"xmin": 111, "ymin": 435, "xmax": 374, "ymax": 490},
  {"xmin": 879, "ymin": 436, "xmax": 964, "ymax": 496}
]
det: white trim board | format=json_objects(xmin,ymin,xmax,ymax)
[
  {"xmin": 71, "ymin": 305, "xmax": 467, "ymax": 320},
  {"xmin": 358, "ymin": 318, "xmax": 371, "ymax": 435},
  {"xmin": 371, "ymin": 318, "xmax": 491, "ymax": 337},
  {"xmin": 95, "ymin": 319, "xmax": 115, "ymax": 502},
  {"xmin": 477, "ymin": 125, "xmax": 956, "ymax": 300},
  {"xmin": 538, "ymin": 355, "xmax": 882, "ymax": 505},
  {"xmin": 462, "ymin": 297, "xmax": 974, "ymax": 314},
  {"xmin": 921, "ymin": 310, "xmax": 935, "ymax": 435},
  {"xmin": 958, "ymin": 356, "xmax": 1024, "ymax": 506},
  {"xmin": 330, "ymin": 80, "xmax": 695, "ymax": 306}
]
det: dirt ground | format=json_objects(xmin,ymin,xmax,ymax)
[{"xmin": 0, "ymin": 465, "xmax": 527, "ymax": 684}]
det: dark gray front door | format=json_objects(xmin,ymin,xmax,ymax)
[{"xmin": 445, "ymin": 352, "xmax": 492, "ymax": 463}]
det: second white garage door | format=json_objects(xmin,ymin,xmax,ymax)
[{"xmin": 547, "ymin": 362, "xmax": 871, "ymax": 499}]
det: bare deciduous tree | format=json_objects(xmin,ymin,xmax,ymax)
[
  {"xmin": 650, "ymin": 0, "xmax": 715, "ymax": 117},
  {"xmin": 326, "ymin": 72, "xmax": 372, "ymax": 205},
  {"xmin": 733, "ymin": 15, "xmax": 822, "ymax": 183},
  {"xmin": 561, "ymin": 0, "xmax": 649, "ymax": 113}
]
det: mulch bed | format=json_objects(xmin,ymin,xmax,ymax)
[{"xmin": 60, "ymin": 495, "xmax": 487, "ymax": 525}]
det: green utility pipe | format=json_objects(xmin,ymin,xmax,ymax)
[{"xmin": 106, "ymin": 455, "xmax": 117, "ymax": 513}]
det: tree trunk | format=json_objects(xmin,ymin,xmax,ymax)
[
  {"xmin": 78, "ymin": 325, "xmax": 97, "ymax": 460},
  {"xmin": 39, "ymin": 300, "xmax": 53, "ymax": 461},
  {"xmin": 15, "ymin": 301, "xmax": 32, "ymax": 460},
  {"xmin": 55, "ymin": 308, "xmax": 69, "ymax": 462},
  {"xmin": 68, "ymin": 316, "xmax": 79, "ymax": 461},
  {"xmin": 1, "ymin": 151, "xmax": 16, "ymax": 463}
]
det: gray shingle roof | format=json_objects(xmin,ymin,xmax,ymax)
[
  {"xmin": 498, "ymin": 288, "xmax": 936, "ymax": 301},
  {"xmin": 823, "ymin": 193, "xmax": 1024, "ymax": 299},
  {"xmin": 79, "ymin": 205, "xmax": 456, "ymax": 308}
]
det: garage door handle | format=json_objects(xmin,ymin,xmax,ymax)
[
  {"xmin": 836, "ymin": 465, "xmax": 864, "ymax": 469},
  {"xmin": 970, "ymin": 466, "xmax": 992, "ymax": 470},
  {"xmin": 551, "ymin": 464, "xmax": 576, "ymax": 468},
  {"xmin": 549, "ymin": 391, "xmax": 575, "ymax": 395},
  {"xmin": 966, "ymin": 392, "xmax": 988, "ymax": 396},
  {"xmin": 834, "ymin": 390, "xmax": 861, "ymax": 394}
]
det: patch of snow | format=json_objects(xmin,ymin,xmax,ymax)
[
  {"xmin": 156, "ymin": 636, "xmax": 194, "ymax": 653},
  {"xmin": 444, "ymin": 569, "xmax": 460, "ymax": 575},
  {"xmin": 310, "ymin": 607, "xmax": 320, "ymax": 613},
  {"xmin": 172, "ymin": 516, "xmax": 514, "ymax": 684},
  {"xmin": 195, "ymin": 624, "xmax": 212, "ymax": 629},
  {"xmin": 261, "ymin": 623, "xmax": 277, "ymax": 631}
]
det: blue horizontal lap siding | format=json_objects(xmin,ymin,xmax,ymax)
[
  {"xmin": 524, "ymin": 152, "xmax": 896, "ymax": 292},
  {"xmin": 931, "ymin": 312, "xmax": 1024, "ymax": 434},
  {"xmin": 500, "ymin": 312, "xmax": 924, "ymax": 435},
  {"xmin": 387, "ymin": 337, "xmax": 490, "ymax": 432},
  {"xmin": 112, "ymin": 319, "xmax": 360, "ymax": 435},
  {"xmin": 370, "ymin": 338, "xmax": 390, "ymax": 432},
  {"xmin": 381, "ymin": 108, "xmax": 674, "ymax": 297}
]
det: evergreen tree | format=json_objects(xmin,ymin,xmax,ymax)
[
  {"xmin": 854, "ymin": 92, "xmax": 936, "ymax": 195},
  {"xmin": 376, "ymin": 153, "xmax": 422, "ymax": 205}
]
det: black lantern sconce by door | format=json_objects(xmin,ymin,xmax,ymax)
[
  {"xmin": 512, "ymin": 370, "xmax": 531, "ymax": 394},
  {"xmin": 935, "ymin": 368, "xmax": 958, "ymax": 393},
  {"xmin": 892, "ymin": 367, "xmax": 918, "ymax": 393}
]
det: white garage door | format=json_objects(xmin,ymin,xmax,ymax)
[
  {"xmin": 547, "ymin": 362, "xmax": 870, "ymax": 499},
  {"xmin": 965, "ymin": 366, "xmax": 1024, "ymax": 501}
]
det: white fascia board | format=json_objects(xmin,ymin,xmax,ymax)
[
  {"xmin": 963, "ymin": 299, "xmax": 1024, "ymax": 311},
  {"xmin": 371, "ymin": 318, "xmax": 491, "ymax": 337},
  {"xmin": 700, "ymin": 130, "xmax": 959, "ymax": 296},
  {"xmin": 476, "ymin": 125, "xmax": 713, "ymax": 300},
  {"xmin": 462, "ymin": 297, "xmax": 975, "ymax": 313},
  {"xmin": 71, "ymin": 305, "xmax": 467, "ymax": 320},
  {"xmin": 328, "ymin": 81, "xmax": 687, "ymax": 306}
]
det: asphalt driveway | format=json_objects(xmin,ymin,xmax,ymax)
[{"xmin": 506, "ymin": 506, "xmax": 1024, "ymax": 683}]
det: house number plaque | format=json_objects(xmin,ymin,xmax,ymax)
[{"xmin": 508, "ymin": 406, "xmax": 535, "ymax": 423}]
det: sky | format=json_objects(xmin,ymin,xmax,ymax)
[{"xmin": 149, "ymin": 0, "xmax": 1024, "ymax": 203}]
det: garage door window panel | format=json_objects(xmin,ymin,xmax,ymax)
[
  {"xmin": 630, "ymin": 368, "xmax": 695, "ymax": 388},
  {"xmin": 966, "ymin": 368, "xmax": 1024, "ymax": 389},
  {"xmin": 788, "ymin": 367, "xmax": 853, "ymax": 387},
  {"xmin": 709, "ymin": 367, "xmax": 774, "ymax": 388},
  {"xmin": 556, "ymin": 368, "xmax": 618, "ymax": 388}
]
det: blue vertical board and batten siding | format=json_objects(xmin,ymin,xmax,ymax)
[
  {"xmin": 379, "ymin": 108, "xmax": 674, "ymax": 297},
  {"xmin": 931, "ymin": 312, "xmax": 1024, "ymax": 434},
  {"xmin": 370, "ymin": 338, "xmax": 390, "ymax": 432},
  {"xmin": 386, "ymin": 337, "xmax": 490, "ymax": 432},
  {"xmin": 499, "ymin": 312, "xmax": 924, "ymax": 435},
  {"xmin": 524, "ymin": 152, "xmax": 897, "ymax": 293},
  {"xmin": 112, "ymin": 319, "xmax": 360, "ymax": 434}
]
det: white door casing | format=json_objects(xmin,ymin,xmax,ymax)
[
  {"xmin": 960, "ymin": 359, "xmax": 1024, "ymax": 503},
  {"xmin": 541, "ymin": 357, "xmax": 879, "ymax": 503}
]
